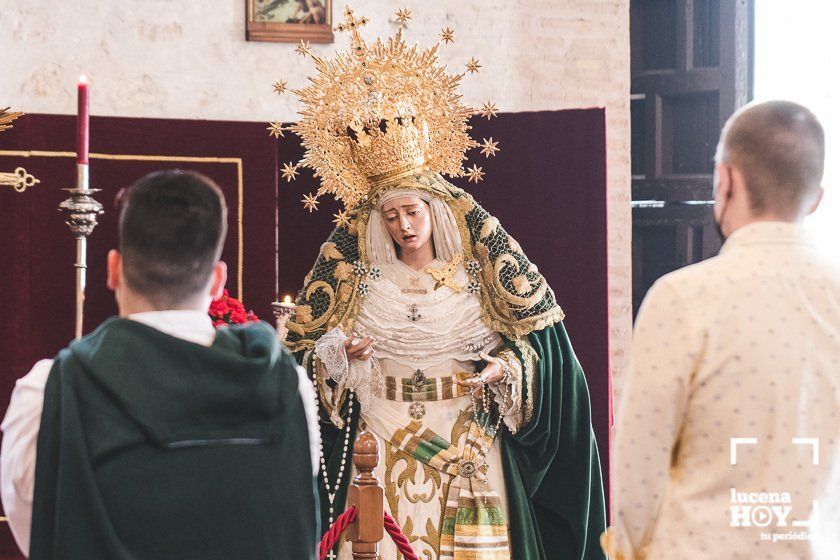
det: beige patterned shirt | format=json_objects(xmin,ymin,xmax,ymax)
[{"xmin": 611, "ymin": 221, "xmax": 840, "ymax": 559}]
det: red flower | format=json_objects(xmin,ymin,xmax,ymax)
[{"xmin": 208, "ymin": 290, "xmax": 259, "ymax": 326}]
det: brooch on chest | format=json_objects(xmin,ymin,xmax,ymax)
[
  {"xmin": 424, "ymin": 254, "xmax": 463, "ymax": 292},
  {"xmin": 407, "ymin": 304, "xmax": 422, "ymax": 322}
]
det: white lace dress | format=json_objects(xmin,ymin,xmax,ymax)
[{"xmin": 315, "ymin": 259, "xmax": 520, "ymax": 560}]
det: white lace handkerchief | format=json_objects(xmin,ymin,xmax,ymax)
[{"xmin": 313, "ymin": 327, "xmax": 381, "ymax": 414}]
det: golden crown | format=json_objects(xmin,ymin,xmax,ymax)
[{"xmin": 268, "ymin": 6, "xmax": 501, "ymax": 214}]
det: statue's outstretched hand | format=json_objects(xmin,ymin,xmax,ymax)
[
  {"xmin": 456, "ymin": 352, "xmax": 506, "ymax": 393},
  {"xmin": 344, "ymin": 333, "xmax": 375, "ymax": 361}
]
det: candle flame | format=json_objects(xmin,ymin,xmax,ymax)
[
  {"xmin": 79, "ymin": 74, "xmax": 89, "ymax": 84},
  {"xmin": 283, "ymin": 294, "xmax": 292, "ymax": 304}
]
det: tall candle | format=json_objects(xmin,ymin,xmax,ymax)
[{"xmin": 76, "ymin": 76, "xmax": 89, "ymax": 165}]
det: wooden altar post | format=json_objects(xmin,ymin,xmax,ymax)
[{"xmin": 347, "ymin": 431, "xmax": 384, "ymax": 560}]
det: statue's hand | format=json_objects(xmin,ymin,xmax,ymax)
[
  {"xmin": 456, "ymin": 352, "xmax": 506, "ymax": 392},
  {"xmin": 344, "ymin": 333, "xmax": 375, "ymax": 361}
]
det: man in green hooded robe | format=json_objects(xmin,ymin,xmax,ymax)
[{"xmin": 1, "ymin": 170, "xmax": 319, "ymax": 560}]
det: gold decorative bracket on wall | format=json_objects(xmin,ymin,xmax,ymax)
[
  {"xmin": 0, "ymin": 107, "xmax": 39, "ymax": 193},
  {"xmin": 0, "ymin": 166, "xmax": 39, "ymax": 192}
]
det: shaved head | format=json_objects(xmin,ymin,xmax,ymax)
[{"xmin": 716, "ymin": 100, "xmax": 824, "ymax": 215}]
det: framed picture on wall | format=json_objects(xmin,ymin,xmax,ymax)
[{"xmin": 246, "ymin": 0, "xmax": 333, "ymax": 43}]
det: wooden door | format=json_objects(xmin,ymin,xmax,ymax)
[{"xmin": 631, "ymin": 0, "xmax": 754, "ymax": 314}]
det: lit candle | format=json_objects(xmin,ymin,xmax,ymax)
[
  {"xmin": 271, "ymin": 293, "xmax": 296, "ymax": 335},
  {"xmin": 76, "ymin": 75, "xmax": 89, "ymax": 165},
  {"xmin": 280, "ymin": 294, "xmax": 295, "ymax": 309},
  {"xmin": 271, "ymin": 294, "xmax": 296, "ymax": 342}
]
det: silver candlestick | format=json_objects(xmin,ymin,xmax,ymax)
[
  {"xmin": 271, "ymin": 295, "xmax": 296, "ymax": 342},
  {"xmin": 58, "ymin": 163, "xmax": 103, "ymax": 339}
]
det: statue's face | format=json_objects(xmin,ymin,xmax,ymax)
[{"xmin": 381, "ymin": 196, "xmax": 433, "ymax": 254}]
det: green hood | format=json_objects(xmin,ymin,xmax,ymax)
[{"xmin": 66, "ymin": 318, "xmax": 290, "ymax": 447}]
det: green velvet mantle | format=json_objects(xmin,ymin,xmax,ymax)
[{"xmin": 502, "ymin": 323, "xmax": 607, "ymax": 559}]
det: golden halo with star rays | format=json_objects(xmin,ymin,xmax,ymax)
[{"xmin": 268, "ymin": 6, "xmax": 501, "ymax": 212}]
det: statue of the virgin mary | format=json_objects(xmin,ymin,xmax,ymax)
[{"xmin": 272, "ymin": 8, "xmax": 606, "ymax": 559}]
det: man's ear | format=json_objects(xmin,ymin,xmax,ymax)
[
  {"xmin": 210, "ymin": 261, "xmax": 228, "ymax": 301},
  {"xmin": 807, "ymin": 187, "xmax": 825, "ymax": 216},
  {"xmin": 713, "ymin": 163, "xmax": 733, "ymax": 204},
  {"xmin": 107, "ymin": 250, "xmax": 121, "ymax": 292},
  {"xmin": 729, "ymin": 165, "xmax": 753, "ymax": 204}
]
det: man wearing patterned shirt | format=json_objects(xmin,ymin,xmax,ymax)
[{"xmin": 604, "ymin": 100, "xmax": 840, "ymax": 559}]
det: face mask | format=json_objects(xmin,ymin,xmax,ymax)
[
  {"xmin": 714, "ymin": 200, "xmax": 727, "ymax": 242},
  {"xmin": 713, "ymin": 167, "xmax": 730, "ymax": 242}
]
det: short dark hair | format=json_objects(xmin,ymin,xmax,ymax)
[
  {"xmin": 717, "ymin": 100, "xmax": 825, "ymax": 213},
  {"xmin": 119, "ymin": 170, "xmax": 227, "ymax": 307}
]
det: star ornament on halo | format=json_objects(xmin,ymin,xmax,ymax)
[
  {"xmin": 272, "ymin": 80, "xmax": 288, "ymax": 95},
  {"xmin": 295, "ymin": 39, "xmax": 311, "ymax": 57},
  {"xmin": 480, "ymin": 137, "xmax": 500, "ymax": 158},
  {"xmin": 466, "ymin": 164, "xmax": 485, "ymax": 183},
  {"xmin": 440, "ymin": 27, "xmax": 455, "ymax": 44},
  {"xmin": 479, "ymin": 101, "xmax": 498, "ymax": 120},
  {"xmin": 267, "ymin": 121, "xmax": 285, "ymax": 138},
  {"xmin": 281, "ymin": 162, "xmax": 299, "ymax": 182},
  {"xmin": 302, "ymin": 193, "xmax": 320, "ymax": 213},
  {"xmin": 465, "ymin": 57, "xmax": 481, "ymax": 74},
  {"xmin": 332, "ymin": 209, "xmax": 351, "ymax": 228},
  {"xmin": 395, "ymin": 8, "xmax": 412, "ymax": 27}
]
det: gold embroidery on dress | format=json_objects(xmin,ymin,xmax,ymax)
[
  {"xmin": 384, "ymin": 438, "xmax": 443, "ymax": 558},
  {"xmin": 421, "ymin": 517, "xmax": 442, "ymax": 558},
  {"xmin": 450, "ymin": 408, "xmax": 473, "ymax": 447},
  {"xmin": 446, "ymin": 191, "xmax": 564, "ymax": 338},
  {"xmin": 381, "ymin": 408, "xmax": 475, "ymax": 560},
  {"xmin": 401, "ymin": 288, "xmax": 428, "ymax": 295},
  {"xmin": 402, "ymin": 278, "xmax": 428, "ymax": 295}
]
